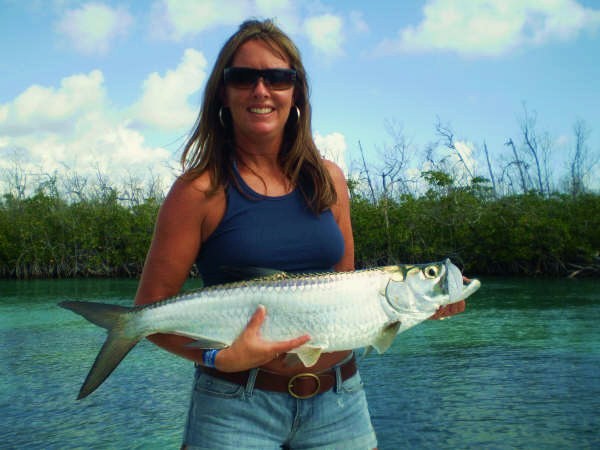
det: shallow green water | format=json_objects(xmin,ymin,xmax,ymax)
[{"xmin": 1, "ymin": 277, "xmax": 598, "ymax": 449}]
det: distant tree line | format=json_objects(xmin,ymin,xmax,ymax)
[
  {"xmin": 0, "ymin": 168, "xmax": 597, "ymax": 279},
  {"xmin": 350, "ymin": 177, "xmax": 599, "ymax": 277},
  {"xmin": 348, "ymin": 108, "xmax": 599, "ymax": 277},
  {"xmin": 0, "ymin": 171, "xmax": 162, "ymax": 278},
  {"xmin": 1, "ymin": 110, "xmax": 598, "ymax": 279}
]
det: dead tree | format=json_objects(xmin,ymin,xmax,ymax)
[
  {"xmin": 520, "ymin": 107, "xmax": 546, "ymax": 195},
  {"xmin": 357, "ymin": 140, "xmax": 376, "ymax": 203},
  {"xmin": 569, "ymin": 119, "xmax": 598, "ymax": 196},
  {"xmin": 1, "ymin": 152, "xmax": 28, "ymax": 199},
  {"xmin": 63, "ymin": 172, "xmax": 89, "ymax": 202},
  {"xmin": 504, "ymin": 138, "xmax": 529, "ymax": 193},
  {"xmin": 483, "ymin": 141, "xmax": 497, "ymax": 196},
  {"xmin": 435, "ymin": 118, "xmax": 474, "ymax": 181},
  {"xmin": 382, "ymin": 119, "xmax": 413, "ymax": 196}
]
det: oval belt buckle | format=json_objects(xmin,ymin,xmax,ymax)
[{"xmin": 288, "ymin": 373, "xmax": 321, "ymax": 399}]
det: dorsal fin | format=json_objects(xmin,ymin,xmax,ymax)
[{"xmin": 219, "ymin": 266, "xmax": 290, "ymax": 282}]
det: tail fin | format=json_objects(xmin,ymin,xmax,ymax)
[{"xmin": 59, "ymin": 301, "xmax": 144, "ymax": 399}]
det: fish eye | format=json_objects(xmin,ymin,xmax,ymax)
[{"xmin": 423, "ymin": 265, "xmax": 440, "ymax": 278}]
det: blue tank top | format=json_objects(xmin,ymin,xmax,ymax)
[{"xmin": 196, "ymin": 166, "xmax": 345, "ymax": 286}]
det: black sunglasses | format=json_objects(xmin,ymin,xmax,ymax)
[{"xmin": 223, "ymin": 67, "xmax": 297, "ymax": 90}]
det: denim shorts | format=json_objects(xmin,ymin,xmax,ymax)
[{"xmin": 182, "ymin": 360, "xmax": 377, "ymax": 449}]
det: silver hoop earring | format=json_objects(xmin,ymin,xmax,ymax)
[
  {"xmin": 294, "ymin": 105, "xmax": 301, "ymax": 124},
  {"xmin": 219, "ymin": 107, "xmax": 226, "ymax": 128}
]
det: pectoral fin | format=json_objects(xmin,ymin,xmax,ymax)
[
  {"xmin": 295, "ymin": 346, "xmax": 324, "ymax": 367},
  {"xmin": 372, "ymin": 321, "xmax": 401, "ymax": 354}
]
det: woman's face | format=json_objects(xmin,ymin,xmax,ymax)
[{"xmin": 223, "ymin": 39, "xmax": 295, "ymax": 147}]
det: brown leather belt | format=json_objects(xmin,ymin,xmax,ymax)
[{"xmin": 201, "ymin": 355, "xmax": 357, "ymax": 399}]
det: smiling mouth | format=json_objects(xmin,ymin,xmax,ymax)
[{"xmin": 248, "ymin": 107, "xmax": 274, "ymax": 114}]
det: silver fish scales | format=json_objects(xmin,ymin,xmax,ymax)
[{"xmin": 60, "ymin": 259, "xmax": 481, "ymax": 399}]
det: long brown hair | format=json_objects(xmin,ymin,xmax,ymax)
[{"xmin": 180, "ymin": 19, "xmax": 336, "ymax": 213}]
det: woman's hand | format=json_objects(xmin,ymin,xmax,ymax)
[
  {"xmin": 214, "ymin": 305, "xmax": 311, "ymax": 372},
  {"xmin": 429, "ymin": 276, "xmax": 471, "ymax": 320},
  {"xmin": 429, "ymin": 300, "xmax": 466, "ymax": 320}
]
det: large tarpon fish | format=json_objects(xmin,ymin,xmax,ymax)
[{"xmin": 60, "ymin": 259, "xmax": 480, "ymax": 399}]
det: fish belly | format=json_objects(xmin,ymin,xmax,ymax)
[{"xmin": 137, "ymin": 273, "xmax": 391, "ymax": 351}]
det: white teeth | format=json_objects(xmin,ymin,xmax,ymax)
[{"xmin": 249, "ymin": 107, "xmax": 273, "ymax": 114}]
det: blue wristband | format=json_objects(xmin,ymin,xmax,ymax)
[{"xmin": 202, "ymin": 349, "xmax": 220, "ymax": 368}]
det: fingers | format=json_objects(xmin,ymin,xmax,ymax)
[
  {"xmin": 247, "ymin": 306, "xmax": 310, "ymax": 360},
  {"xmin": 429, "ymin": 300, "xmax": 466, "ymax": 320},
  {"xmin": 246, "ymin": 304, "xmax": 266, "ymax": 332},
  {"xmin": 270, "ymin": 334, "xmax": 311, "ymax": 355},
  {"xmin": 246, "ymin": 305, "xmax": 309, "ymax": 346},
  {"xmin": 428, "ymin": 307, "xmax": 443, "ymax": 320},
  {"xmin": 450, "ymin": 299, "xmax": 466, "ymax": 314},
  {"xmin": 215, "ymin": 305, "xmax": 311, "ymax": 371}
]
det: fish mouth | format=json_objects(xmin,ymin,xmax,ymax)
[
  {"xmin": 461, "ymin": 278, "xmax": 481, "ymax": 299},
  {"xmin": 444, "ymin": 258, "xmax": 480, "ymax": 302}
]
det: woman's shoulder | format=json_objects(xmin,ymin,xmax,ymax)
[
  {"xmin": 162, "ymin": 170, "xmax": 225, "ymax": 213},
  {"xmin": 321, "ymin": 159, "xmax": 346, "ymax": 188},
  {"xmin": 170, "ymin": 170, "xmax": 222, "ymax": 197}
]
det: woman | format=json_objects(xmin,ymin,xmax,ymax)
[{"xmin": 135, "ymin": 19, "xmax": 378, "ymax": 449}]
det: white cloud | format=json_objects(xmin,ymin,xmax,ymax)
[
  {"xmin": 0, "ymin": 121, "xmax": 175, "ymax": 195},
  {"xmin": 131, "ymin": 48, "xmax": 207, "ymax": 130},
  {"xmin": 255, "ymin": 0, "xmax": 290, "ymax": 9},
  {"xmin": 304, "ymin": 14, "xmax": 344, "ymax": 56},
  {"xmin": 56, "ymin": 2, "xmax": 133, "ymax": 54},
  {"xmin": 149, "ymin": 1, "xmax": 347, "ymax": 56},
  {"xmin": 409, "ymin": 139, "xmax": 478, "ymax": 192},
  {"xmin": 150, "ymin": 0, "xmax": 302, "ymax": 40},
  {"xmin": 0, "ymin": 104, "xmax": 9, "ymax": 123},
  {"xmin": 0, "ymin": 71, "xmax": 177, "ymax": 194},
  {"xmin": 65, "ymin": 123, "xmax": 173, "ymax": 180},
  {"xmin": 0, "ymin": 48, "xmax": 210, "ymax": 193},
  {"xmin": 376, "ymin": 0, "xmax": 600, "ymax": 57},
  {"xmin": 454, "ymin": 140, "xmax": 478, "ymax": 176},
  {"xmin": 314, "ymin": 131, "xmax": 348, "ymax": 175},
  {"xmin": 255, "ymin": 0, "xmax": 301, "ymax": 34},
  {"xmin": 150, "ymin": 0, "xmax": 250, "ymax": 41},
  {"xmin": 0, "ymin": 70, "xmax": 106, "ymax": 135}
]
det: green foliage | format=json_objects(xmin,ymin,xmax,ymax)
[
  {"xmin": 0, "ymin": 171, "xmax": 598, "ymax": 278},
  {"xmin": 0, "ymin": 187, "xmax": 161, "ymax": 278},
  {"xmin": 351, "ymin": 184, "xmax": 600, "ymax": 277}
]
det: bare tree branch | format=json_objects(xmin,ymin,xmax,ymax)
[
  {"xmin": 435, "ymin": 118, "xmax": 474, "ymax": 181},
  {"xmin": 520, "ymin": 106, "xmax": 545, "ymax": 195},
  {"xmin": 504, "ymin": 138, "xmax": 528, "ymax": 193},
  {"xmin": 357, "ymin": 140, "xmax": 376, "ymax": 203},
  {"xmin": 483, "ymin": 141, "xmax": 497, "ymax": 196}
]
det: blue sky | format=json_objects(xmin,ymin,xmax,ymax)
[{"xmin": 1, "ymin": 0, "xmax": 599, "ymax": 195}]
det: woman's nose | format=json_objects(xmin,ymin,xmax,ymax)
[{"xmin": 251, "ymin": 77, "xmax": 270, "ymax": 95}]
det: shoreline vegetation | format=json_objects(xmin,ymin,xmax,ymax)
[
  {"xmin": 3, "ymin": 112, "xmax": 598, "ymax": 279},
  {"xmin": 0, "ymin": 111, "xmax": 600, "ymax": 279},
  {"xmin": 1, "ymin": 168, "xmax": 598, "ymax": 280}
]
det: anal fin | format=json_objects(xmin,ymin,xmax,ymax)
[
  {"xmin": 295, "ymin": 346, "xmax": 324, "ymax": 367},
  {"xmin": 185, "ymin": 338, "xmax": 229, "ymax": 350}
]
